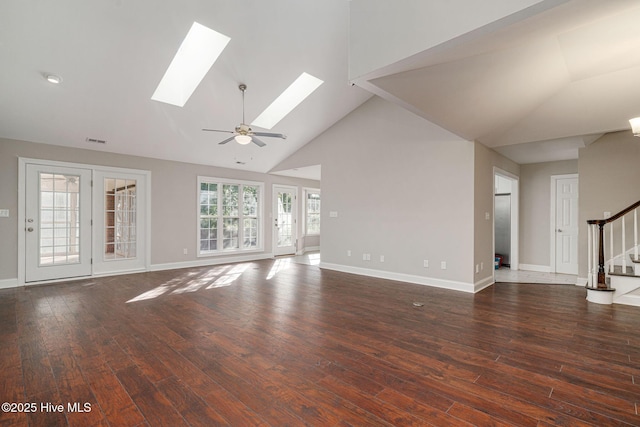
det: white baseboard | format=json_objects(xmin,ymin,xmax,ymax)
[
  {"xmin": 519, "ymin": 264, "xmax": 551, "ymax": 273},
  {"xmin": 0, "ymin": 278, "xmax": 18, "ymax": 289},
  {"xmin": 474, "ymin": 276, "xmax": 495, "ymax": 292},
  {"xmin": 318, "ymin": 262, "xmax": 476, "ymax": 293},
  {"xmin": 296, "ymin": 246, "xmax": 320, "ymax": 256},
  {"xmin": 576, "ymin": 277, "xmax": 588, "ymax": 287},
  {"xmin": 151, "ymin": 253, "xmax": 274, "ymax": 272}
]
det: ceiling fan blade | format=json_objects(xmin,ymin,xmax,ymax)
[
  {"xmin": 203, "ymin": 128, "xmax": 235, "ymax": 134},
  {"xmin": 251, "ymin": 136, "xmax": 267, "ymax": 147},
  {"xmin": 252, "ymin": 132, "xmax": 287, "ymax": 139},
  {"xmin": 218, "ymin": 136, "xmax": 236, "ymax": 145}
]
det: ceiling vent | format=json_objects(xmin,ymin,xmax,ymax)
[{"xmin": 85, "ymin": 137, "xmax": 107, "ymax": 144}]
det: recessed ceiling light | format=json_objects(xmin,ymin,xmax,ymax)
[
  {"xmin": 151, "ymin": 22, "xmax": 230, "ymax": 107},
  {"xmin": 46, "ymin": 74, "xmax": 62, "ymax": 84},
  {"xmin": 251, "ymin": 72, "xmax": 323, "ymax": 129}
]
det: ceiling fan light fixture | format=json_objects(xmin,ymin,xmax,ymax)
[
  {"xmin": 235, "ymin": 135, "xmax": 252, "ymax": 145},
  {"xmin": 630, "ymin": 117, "xmax": 640, "ymax": 136}
]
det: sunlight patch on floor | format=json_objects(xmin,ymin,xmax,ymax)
[
  {"xmin": 126, "ymin": 263, "xmax": 249, "ymax": 303},
  {"xmin": 267, "ymin": 257, "xmax": 292, "ymax": 280}
]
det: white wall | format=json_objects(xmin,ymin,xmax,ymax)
[
  {"xmin": 275, "ymin": 96, "xmax": 478, "ymax": 291},
  {"xmin": 473, "ymin": 142, "xmax": 520, "ymax": 286}
]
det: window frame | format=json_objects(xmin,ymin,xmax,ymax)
[
  {"xmin": 303, "ymin": 187, "xmax": 321, "ymax": 236},
  {"xmin": 197, "ymin": 176, "xmax": 264, "ymax": 257}
]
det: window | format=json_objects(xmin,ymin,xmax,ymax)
[
  {"xmin": 304, "ymin": 189, "xmax": 321, "ymax": 235},
  {"xmin": 198, "ymin": 177, "xmax": 263, "ymax": 255}
]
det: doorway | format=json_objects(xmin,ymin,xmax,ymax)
[
  {"xmin": 493, "ymin": 169, "xmax": 519, "ymax": 274},
  {"xmin": 272, "ymin": 185, "xmax": 298, "ymax": 256}
]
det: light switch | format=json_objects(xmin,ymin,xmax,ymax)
[
  {"xmin": 329, "ymin": 211, "xmax": 338, "ymax": 218},
  {"xmin": 0, "ymin": 209, "xmax": 9, "ymax": 218}
]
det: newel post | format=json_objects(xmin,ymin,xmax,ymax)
[{"xmin": 597, "ymin": 222, "xmax": 607, "ymax": 289}]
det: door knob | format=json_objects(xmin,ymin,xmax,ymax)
[
  {"xmin": 27, "ymin": 227, "xmax": 34, "ymax": 232},
  {"xmin": 557, "ymin": 229, "xmax": 563, "ymax": 232}
]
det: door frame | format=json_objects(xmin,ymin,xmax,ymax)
[
  {"xmin": 272, "ymin": 184, "xmax": 298, "ymax": 256},
  {"xmin": 18, "ymin": 158, "xmax": 151, "ymax": 286},
  {"xmin": 550, "ymin": 173, "xmax": 579, "ymax": 274},
  {"xmin": 493, "ymin": 168, "xmax": 519, "ymax": 277}
]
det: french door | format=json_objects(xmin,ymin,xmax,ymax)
[
  {"xmin": 25, "ymin": 164, "xmax": 92, "ymax": 282},
  {"xmin": 22, "ymin": 159, "xmax": 149, "ymax": 284},
  {"xmin": 273, "ymin": 185, "xmax": 297, "ymax": 256}
]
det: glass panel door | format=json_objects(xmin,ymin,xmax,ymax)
[
  {"xmin": 25, "ymin": 164, "xmax": 92, "ymax": 282},
  {"xmin": 273, "ymin": 186, "xmax": 297, "ymax": 256},
  {"xmin": 93, "ymin": 170, "xmax": 147, "ymax": 275}
]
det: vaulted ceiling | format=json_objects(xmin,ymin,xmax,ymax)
[
  {"xmin": 0, "ymin": 0, "xmax": 371, "ymax": 175},
  {"xmin": 2, "ymin": 0, "xmax": 640, "ymax": 179},
  {"xmin": 356, "ymin": 0, "xmax": 640, "ymax": 164}
]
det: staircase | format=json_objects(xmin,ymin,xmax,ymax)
[{"xmin": 586, "ymin": 200, "xmax": 640, "ymax": 305}]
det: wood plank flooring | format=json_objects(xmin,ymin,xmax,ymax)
[{"xmin": 1, "ymin": 259, "xmax": 640, "ymax": 426}]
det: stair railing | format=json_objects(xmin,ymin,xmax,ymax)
[{"xmin": 587, "ymin": 200, "xmax": 640, "ymax": 288}]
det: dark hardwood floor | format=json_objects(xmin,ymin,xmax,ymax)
[{"xmin": 1, "ymin": 259, "xmax": 640, "ymax": 426}]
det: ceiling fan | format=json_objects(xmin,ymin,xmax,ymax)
[{"xmin": 202, "ymin": 84, "xmax": 287, "ymax": 147}]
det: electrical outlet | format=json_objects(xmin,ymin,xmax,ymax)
[
  {"xmin": 0, "ymin": 209, "xmax": 9, "ymax": 218},
  {"xmin": 347, "ymin": 250, "xmax": 351, "ymax": 257},
  {"xmin": 485, "ymin": 212, "xmax": 490, "ymax": 220},
  {"xmin": 183, "ymin": 248, "xmax": 188, "ymax": 255},
  {"xmin": 423, "ymin": 260, "xmax": 429, "ymax": 268},
  {"xmin": 481, "ymin": 262, "xmax": 484, "ymax": 270},
  {"xmin": 380, "ymin": 255, "xmax": 385, "ymax": 262},
  {"xmin": 329, "ymin": 211, "xmax": 338, "ymax": 218},
  {"xmin": 476, "ymin": 264, "xmax": 479, "ymax": 273},
  {"xmin": 363, "ymin": 253, "xmax": 371, "ymax": 261},
  {"xmin": 441, "ymin": 261, "xmax": 447, "ymax": 270}
]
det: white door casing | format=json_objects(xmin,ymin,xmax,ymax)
[{"xmin": 273, "ymin": 185, "xmax": 297, "ymax": 256}]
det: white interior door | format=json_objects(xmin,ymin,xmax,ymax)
[
  {"xmin": 555, "ymin": 177, "xmax": 579, "ymax": 274},
  {"xmin": 25, "ymin": 164, "xmax": 92, "ymax": 282},
  {"xmin": 273, "ymin": 186, "xmax": 297, "ymax": 256}
]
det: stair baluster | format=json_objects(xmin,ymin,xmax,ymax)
[
  {"xmin": 609, "ymin": 221, "xmax": 614, "ymax": 273},
  {"xmin": 635, "ymin": 209, "xmax": 638, "ymax": 261},
  {"xmin": 587, "ymin": 199, "xmax": 640, "ymax": 291}
]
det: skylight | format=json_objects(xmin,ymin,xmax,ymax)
[
  {"xmin": 151, "ymin": 22, "xmax": 230, "ymax": 107},
  {"xmin": 251, "ymin": 72, "xmax": 323, "ymax": 129}
]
